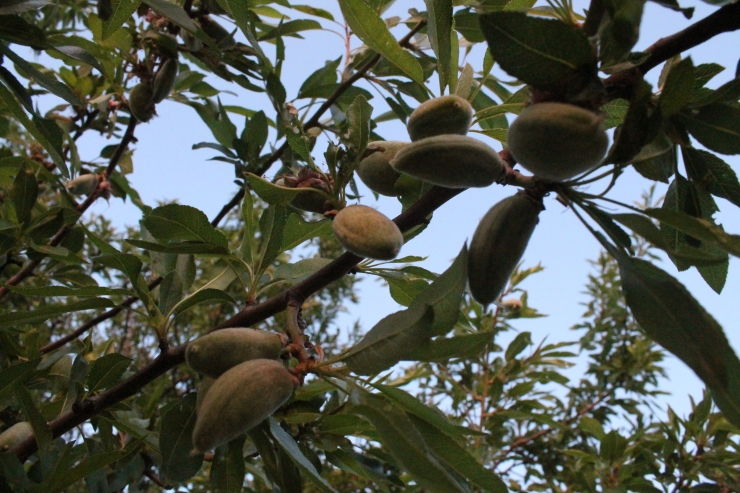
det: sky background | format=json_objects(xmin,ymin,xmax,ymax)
[{"xmin": 67, "ymin": 0, "xmax": 740, "ymax": 417}]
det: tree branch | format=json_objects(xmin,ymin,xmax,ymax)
[
  {"xmin": 604, "ymin": 1, "xmax": 740, "ymax": 99},
  {"xmin": 39, "ymin": 277, "xmax": 163, "ymax": 354},
  {"xmin": 639, "ymin": 1, "xmax": 740, "ymax": 74},
  {"xmin": 0, "ymin": 118, "xmax": 139, "ymax": 301},
  {"xmin": 210, "ymin": 20, "xmax": 427, "ymax": 227}
]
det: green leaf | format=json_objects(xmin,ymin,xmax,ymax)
[
  {"xmin": 268, "ymin": 418, "xmax": 338, "ymax": 493},
  {"xmin": 159, "ymin": 271, "xmax": 184, "ymax": 316},
  {"xmin": 160, "ymin": 393, "xmax": 203, "ymax": 482},
  {"xmin": 691, "ymin": 77, "xmax": 740, "ymax": 107},
  {"xmin": 608, "ymin": 80, "xmax": 659, "ymax": 164},
  {"xmin": 680, "ymin": 104, "xmax": 740, "ymax": 155},
  {"xmin": 87, "ymin": 353, "xmax": 131, "ymax": 393},
  {"xmin": 125, "ymin": 239, "xmax": 230, "ymax": 255},
  {"xmin": 16, "ymin": 385, "xmax": 52, "ymax": 454},
  {"xmin": 645, "ymin": 207, "xmax": 740, "ymax": 258},
  {"xmin": 146, "ymin": 0, "xmax": 216, "ymax": 49},
  {"xmin": 0, "ymin": 298, "xmax": 115, "ymax": 329},
  {"xmin": 453, "ymin": 10, "xmax": 485, "ymax": 43},
  {"xmin": 602, "ymin": 98, "xmax": 629, "ymax": 129},
  {"xmin": 169, "ymin": 288, "xmax": 236, "ymax": 319},
  {"xmin": 0, "ymin": 65, "xmax": 32, "ymax": 112},
  {"xmin": 0, "ymin": 44, "xmax": 85, "ymax": 106},
  {"xmin": 53, "ymin": 45, "xmax": 106, "ymax": 74},
  {"xmin": 101, "ymin": 0, "xmax": 141, "ymax": 39},
  {"xmin": 283, "ymin": 125, "xmax": 312, "ymax": 162},
  {"xmin": 94, "ymin": 253, "xmax": 142, "ymax": 282},
  {"xmin": 256, "ymin": 204, "xmax": 287, "ymax": 275},
  {"xmin": 211, "ymin": 436, "xmax": 246, "ymax": 493},
  {"xmin": 425, "ymin": 0, "xmax": 453, "ymax": 93},
  {"xmin": 348, "ymin": 389, "xmax": 468, "ymax": 493},
  {"xmin": 48, "ymin": 450, "xmax": 127, "ymax": 492},
  {"xmin": 8, "ymin": 163, "xmax": 38, "ymax": 226},
  {"xmin": 338, "ymin": 0, "xmax": 424, "ymax": 84},
  {"xmin": 7, "ymin": 285, "xmax": 133, "ymax": 297},
  {"xmin": 0, "ymin": 81, "xmax": 67, "ymax": 176},
  {"xmin": 142, "ymin": 204, "xmax": 229, "ymax": 247},
  {"xmin": 598, "ymin": 0, "xmax": 645, "ymax": 67},
  {"xmin": 611, "ymin": 213, "xmax": 727, "ymax": 267},
  {"xmin": 412, "ymin": 244, "xmax": 468, "ymax": 336},
  {"xmin": 682, "ymin": 147, "xmax": 740, "ymax": 208},
  {"xmin": 298, "ymin": 58, "xmax": 340, "ymax": 98},
  {"xmin": 258, "ymin": 19, "xmax": 322, "ymax": 41},
  {"xmin": 697, "ymin": 239, "xmax": 729, "ymax": 294},
  {"xmin": 479, "ymin": 12, "xmax": 595, "ymax": 92},
  {"xmin": 344, "ymin": 95, "xmax": 373, "ymax": 156},
  {"xmin": 370, "ymin": 383, "xmax": 477, "ymax": 438},
  {"xmin": 342, "ymin": 302, "xmax": 435, "ymax": 375},
  {"xmin": 409, "ymin": 415, "xmax": 507, "ymax": 492},
  {"xmin": 405, "ymin": 331, "xmax": 494, "ymax": 361},
  {"xmin": 631, "ymin": 132, "xmax": 675, "ymax": 183},
  {"xmin": 281, "ymin": 214, "xmax": 333, "ymax": 251},
  {"xmin": 604, "ymin": 240, "xmax": 740, "ymax": 428},
  {"xmin": 0, "ymin": 359, "xmax": 38, "ymax": 401},
  {"xmin": 0, "ymin": 14, "xmax": 46, "ymax": 47},
  {"xmin": 273, "ymin": 258, "xmax": 333, "ymax": 284},
  {"xmin": 659, "ymin": 57, "xmax": 695, "ymax": 116}
]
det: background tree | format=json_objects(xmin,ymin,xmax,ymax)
[{"xmin": 1, "ymin": 0, "xmax": 740, "ymax": 491}]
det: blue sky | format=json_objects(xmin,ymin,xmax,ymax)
[{"xmin": 72, "ymin": 0, "xmax": 740, "ymax": 416}]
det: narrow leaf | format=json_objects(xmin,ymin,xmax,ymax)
[
  {"xmin": 338, "ymin": 0, "xmax": 424, "ymax": 84},
  {"xmin": 160, "ymin": 393, "xmax": 204, "ymax": 482},
  {"xmin": 268, "ymin": 418, "xmax": 338, "ymax": 493}
]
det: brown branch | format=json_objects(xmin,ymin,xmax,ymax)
[
  {"xmin": 0, "ymin": 118, "xmax": 139, "ymax": 301},
  {"xmin": 39, "ymin": 277, "xmax": 163, "ymax": 354},
  {"xmin": 639, "ymin": 1, "xmax": 740, "ymax": 74},
  {"xmin": 12, "ymin": 182, "xmax": 460, "ymax": 463},
  {"xmin": 604, "ymin": 1, "xmax": 740, "ymax": 99},
  {"xmin": 210, "ymin": 20, "xmax": 427, "ymax": 227}
]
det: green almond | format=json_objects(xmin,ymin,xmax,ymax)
[
  {"xmin": 468, "ymin": 191, "xmax": 543, "ymax": 306},
  {"xmin": 391, "ymin": 134, "xmax": 504, "ymax": 188},
  {"xmin": 507, "ymin": 102, "xmax": 609, "ymax": 182},
  {"xmin": 407, "ymin": 95, "xmax": 474, "ymax": 141}
]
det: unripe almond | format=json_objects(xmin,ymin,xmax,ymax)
[
  {"xmin": 507, "ymin": 102, "xmax": 609, "ymax": 182},
  {"xmin": 128, "ymin": 83, "xmax": 155, "ymax": 122},
  {"xmin": 0, "ymin": 422, "xmax": 33, "ymax": 452},
  {"xmin": 391, "ymin": 134, "xmax": 504, "ymax": 188},
  {"xmin": 332, "ymin": 205, "xmax": 404, "ymax": 260},
  {"xmin": 407, "ymin": 95, "xmax": 473, "ymax": 141},
  {"xmin": 192, "ymin": 359, "xmax": 296, "ymax": 452},
  {"xmin": 186, "ymin": 328, "xmax": 286, "ymax": 378},
  {"xmin": 357, "ymin": 141, "xmax": 406, "ymax": 196},
  {"xmin": 468, "ymin": 192, "xmax": 543, "ymax": 306},
  {"xmin": 152, "ymin": 58, "xmax": 178, "ymax": 103}
]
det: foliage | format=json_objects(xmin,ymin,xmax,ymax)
[{"xmin": 0, "ymin": 0, "xmax": 740, "ymax": 491}]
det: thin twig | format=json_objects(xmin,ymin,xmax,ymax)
[{"xmin": 39, "ymin": 277, "xmax": 163, "ymax": 354}]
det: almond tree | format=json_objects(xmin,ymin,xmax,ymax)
[{"xmin": 1, "ymin": 0, "xmax": 740, "ymax": 491}]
